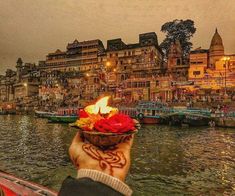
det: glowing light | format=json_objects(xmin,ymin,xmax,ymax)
[
  {"xmin": 84, "ymin": 96, "xmax": 118, "ymax": 115},
  {"xmin": 23, "ymin": 83, "xmax": 27, "ymax": 87},
  {"xmin": 106, "ymin": 61, "xmax": 111, "ymax": 67},
  {"xmin": 222, "ymin": 57, "xmax": 230, "ymax": 61}
]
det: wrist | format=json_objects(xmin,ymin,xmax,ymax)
[{"xmin": 77, "ymin": 169, "xmax": 132, "ymax": 196}]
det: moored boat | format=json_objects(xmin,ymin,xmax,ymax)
[
  {"xmin": 119, "ymin": 107, "xmax": 137, "ymax": 118},
  {"xmin": 48, "ymin": 115, "xmax": 78, "ymax": 123},
  {"xmin": 214, "ymin": 117, "xmax": 235, "ymax": 128},
  {"xmin": 35, "ymin": 110, "xmax": 56, "ymax": 118},
  {"xmin": 136, "ymin": 101, "xmax": 173, "ymax": 124},
  {"xmin": 182, "ymin": 113, "xmax": 211, "ymax": 126},
  {"xmin": 0, "ymin": 171, "xmax": 57, "ymax": 196},
  {"xmin": 48, "ymin": 107, "xmax": 79, "ymax": 123}
]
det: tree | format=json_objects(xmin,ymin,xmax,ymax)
[{"xmin": 160, "ymin": 19, "xmax": 196, "ymax": 61}]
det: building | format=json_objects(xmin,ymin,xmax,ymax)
[
  {"xmin": 66, "ymin": 39, "xmax": 105, "ymax": 72},
  {"xmin": 0, "ymin": 75, "xmax": 6, "ymax": 102},
  {"xmin": 188, "ymin": 29, "xmax": 235, "ymax": 100},
  {"xmin": 98, "ymin": 32, "xmax": 164, "ymax": 102},
  {"xmin": 167, "ymin": 40, "xmax": 189, "ymax": 81},
  {"xmin": 188, "ymin": 48, "xmax": 209, "ymax": 79},
  {"xmin": 43, "ymin": 49, "xmax": 67, "ymax": 72}
]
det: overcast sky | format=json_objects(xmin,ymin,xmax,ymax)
[{"xmin": 0, "ymin": 0, "xmax": 235, "ymax": 74}]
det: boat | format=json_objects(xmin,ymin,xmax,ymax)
[
  {"xmin": 215, "ymin": 117, "xmax": 235, "ymax": 128},
  {"xmin": 0, "ymin": 171, "xmax": 57, "ymax": 196},
  {"xmin": 48, "ymin": 107, "xmax": 79, "ymax": 123},
  {"xmin": 119, "ymin": 107, "xmax": 137, "ymax": 118},
  {"xmin": 136, "ymin": 101, "xmax": 173, "ymax": 124},
  {"xmin": 160, "ymin": 112, "xmax": 185, "ymax": 126},
  {"xmin": 35, "ymin": 110, "xmax": 56, "ymax": 118},
  {"xmin": 48, "ymin": 115, "xmax": 78, "ymax": 123},
  {"xmin": 182, "ymin": 113, "xmax": 211, "ymax": 126}
]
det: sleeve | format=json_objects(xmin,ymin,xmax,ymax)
[{"xmin": 58, "ymin": 169, "xmax": 132, "ymax": 196}]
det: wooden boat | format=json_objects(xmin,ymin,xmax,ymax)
[
  {"xmin": 35, "ymin": 110, "xmax": 56, "ymax": 118},
  {"xmin": 214, "ymin": 117, "xmax": 235, "ymax": 128},
  {"xmin": 182, "ymin": 113, "xmax": 211, "ymax": 126},
  {"xmin": 48, "ymin": 107, "xmax": 79, "ymax": 123},
  {"xmin": 136, "ymin": 101, "xmax": 173, "ymax": 124},
  {"xmin": 48, "ymin": 115, "xmax": 78, "ymax": 123},
  {"xmin": 0, "ymin": 171, "xmax": 57, "ymax": 196},
  {"xmin": 160, "ymin": 112, "xmax": 185, "ymax": 126},
  {"xmin": 119, "ymin": 107, "xmax": 137, "ymax": 118}
]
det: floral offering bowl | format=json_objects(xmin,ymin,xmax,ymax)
[{"xmin": 79, "ymin": 129, "xmax": 138, "ymax": 148}]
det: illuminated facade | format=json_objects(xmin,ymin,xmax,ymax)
[
  {"xmin": 188, "ymin": 29, "xmax": 235, "ymax": 98},
  {"xmin": 98, "ymin": 32, "xmax": 165, "ymax": 101}
]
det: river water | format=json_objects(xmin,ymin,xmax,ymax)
[{"xmin": 0, "ymin": 115, "xmax": 234, "ymax": 195}]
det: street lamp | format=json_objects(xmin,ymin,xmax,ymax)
[{"xmin": 222, "ymin": 57, "xmax": 230, "ymax": 97}]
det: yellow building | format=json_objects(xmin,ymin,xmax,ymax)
[{"xmin": 188, "ymin": 29, "xmax": 235, "ymax": 100}]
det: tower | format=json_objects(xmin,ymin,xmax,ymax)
[
  {"xmin": 16, "ymin": 58, "xmax": 23, "ymax": 81},
  {"xmin": 167, "ymin": 40, "xmax": 183, "ymax": 69},
  {"xmin": 209, "ymin": 28, "xmax": 224, "ymax": 67}
]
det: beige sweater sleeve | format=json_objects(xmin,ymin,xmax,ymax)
[{"xmin": 77, "ymin": 169, "xmax": 133, "ymax": 196}]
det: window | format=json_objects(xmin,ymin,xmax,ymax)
[
  {"xmin": 193, "ymin": 71, "xmax": 200, "ymax": 76},
  {"xmin": 177, "ymin": 59, "xmax": 181, "ymax": 65},
  {"xmin": 146, "ymin": 81, "xmax": 150, "ymax": 87}
]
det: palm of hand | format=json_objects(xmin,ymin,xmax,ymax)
[{"xmin": 69, "ymin": 133, "xmax": 133, "ymax": 181}]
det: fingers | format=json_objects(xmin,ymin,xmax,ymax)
[
  {"xmin": 124, "ymin": 135, "xmax": 134, "ymax": 148},
  {"xmin": 69, "ymin": 132, "xmax": 84, "ymax": 168},
  {"xmin": 117, "ymin": 135, "xmax": 135, "ymax": 151},
  {"xmin": 71, "ymin": 132, "xmax": 84, "ymax": 146}
]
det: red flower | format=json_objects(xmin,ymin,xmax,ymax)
[
  {"xmin": 79, "ymin": 109, "xmax": 89, "ymax": 118},
  {"xmin": 94, "ymin": 114, "xmax": 135, "ymax": 134}
]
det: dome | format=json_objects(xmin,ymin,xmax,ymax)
[
  {"xmin": 209, "ymin": 28, "xmax": 224, "ymax": 50},
  {"xmin": 209, "ymin": 28, "xmax": 224, "ymax": 66}
]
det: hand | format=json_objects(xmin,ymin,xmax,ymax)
[{"xmin": 69, "ymin": 132, "xmax": 134, "ymax": 182}]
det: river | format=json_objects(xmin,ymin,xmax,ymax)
[{"xmin": 0, "ymin": 115, "xmax": 234, "ymax": 195}]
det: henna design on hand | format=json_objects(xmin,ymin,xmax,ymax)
[{"xmin": 82, "ymin": 144, "xmax": 127, "ymax": 175}]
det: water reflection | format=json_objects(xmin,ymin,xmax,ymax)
[{"xmin": 0, "ymin": 115, "xmax": 234, "ymax": 195}]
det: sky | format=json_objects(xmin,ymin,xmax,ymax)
[{"xmin": 0, "ymin": 0, "xmax": 235, "ymax": 74}]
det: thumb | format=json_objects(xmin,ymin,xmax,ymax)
[{"xmin": 71, "ymin": 131, "xmax": 84, "ymax": 147}]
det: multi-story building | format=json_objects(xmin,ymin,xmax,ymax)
[
  {"xmin": 5, "ymin": 69, "xmax": 16, "ymax": 101},
  {"xmin": 0, "ymin": 75, "xmax": 6, "ymax": 102},
  {"xmin": 188, "ymin": 29, "xmax": 235, "ymax": 100},
  {"xmin": 66, "ymin": 39, "xmax": 105, "ymax": 72},
  {"xmin": 43, "ymin": 49, "xmax": 67, "ymax": 72},
  {"xmin": 188, "ymin": 48, "xmax": 209, "ymax": 79},
  {"xmin": 98, "ymin": 32, "xmax": 165, "ymax": 101},
  {"xmin": 14, "ymin": 58, "xmax": 40, "ymax": 99}
]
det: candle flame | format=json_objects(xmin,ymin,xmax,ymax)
[{"xmin": 84, "ymin": 96, "xmax": 118, "ymax": 116}]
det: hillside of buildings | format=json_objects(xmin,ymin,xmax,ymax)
[{"xmin": 0, "ymin": 30, "xmax": 235, "ymax": 113}]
